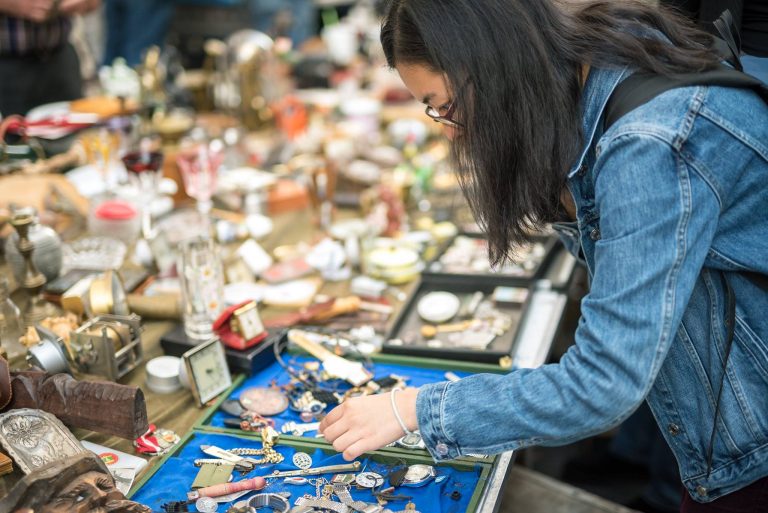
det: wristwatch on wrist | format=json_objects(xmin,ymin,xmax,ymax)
[{"xmin": 395, "ymin": 431, "xmax": 425, "ymax": 450}]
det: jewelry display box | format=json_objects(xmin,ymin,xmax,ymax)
[
  {"xmin": 129, "ymin": 430, "xmax": 495, "ymax": 513},
  {"xmin": 422, "ymin": 233, "xmax": 559, "ymax": 286},
  {"xmin": 195, "ymin": 348, "xmax": 506, "ymax": 463},
  {"xmin": 383, "ymin": 274, "xmax": 535, "ymax": 365}
]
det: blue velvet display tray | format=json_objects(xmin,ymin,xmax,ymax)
[
  {"xmin": 131, "ymin": 432, "xmax": 486, "ymax": 513},
  {"xmin": 204, "ymin": 356, "xmax": 471, "ymax": 438}
]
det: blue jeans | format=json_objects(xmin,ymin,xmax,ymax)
[
  {"xmin": 742, "ymin": 54, "xmax": 768, "ymax": 84},
  {"xmin": 104, "ymin": 0, "xmax": 175, "ymax": 66}
]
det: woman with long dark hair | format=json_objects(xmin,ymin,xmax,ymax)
[{"xmin": 319, "ymin": 1, "xmax": 768, "ymax": 511}]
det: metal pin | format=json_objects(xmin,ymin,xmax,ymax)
[{"xmin": 268, "ymin": 461, "xmax": 361, "ymax": 478}]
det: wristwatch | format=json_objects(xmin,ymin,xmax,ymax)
[
  {"xmin": 395, "ymin": 431, "xmax": 425, "ymax": 450},
  {"xmin": 401, "ymin": 465, "xmax": 436, "ymax": 487},
  {"xmin": 355, "ymin": 471, "xmax": 385, "ymax": 489},
  {"xmin": 248, "ymin": 493, "xmax": 291, "ymax": 512}
]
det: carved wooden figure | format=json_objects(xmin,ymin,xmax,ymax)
[
  {"xmin": 3, "ymin": 371, "xmax": 149, "ymax": 440},
  {"xmin": 0, "ymin": 452, "xmax": 151, "ymax": 513}
]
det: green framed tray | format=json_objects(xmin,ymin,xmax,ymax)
[
  {"xmin": 129, "ymin": 428, "xmax": 494, "ymax": 513},
  {"xmin": 194, "ymin": 347, "xmax": 509, "ymax": 463},
  {"xmin": 195, "ymin": 375, "xmax": 497, "ymax": 464}
]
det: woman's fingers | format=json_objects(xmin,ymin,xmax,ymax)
[
  {"xmin": 321, "ymin": 409, "xmax": 351, "ymax": 443},
  {"xmin": 319, "ymin": 402, "xmax": 344, "ymax": 433},
  {"xmin": 330, "ymin": 429, "xmax": 361, "ymax": 454},
  {"xmin": 319, "ymin": 391, "xmax": 420, "ymax": 460},
  {"xmin": 342, "ymin": 438, "xmax": 377, "ymax": 461}
]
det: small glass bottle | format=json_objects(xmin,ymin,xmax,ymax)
[{"xmin": 0, "ymin": 276, "xmax": 25, "ymax": 360}]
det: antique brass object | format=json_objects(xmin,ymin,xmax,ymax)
[
  {"xmin": 69, "ymin": 314, "xmax": 143, "ymax": 381},
  {"xmin": 88, "ymin": 270, "xmax": 129, "ymax": 316}
]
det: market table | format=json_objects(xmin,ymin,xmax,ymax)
[{"xmin": 0, "ymin": 202, "xmax": 577, "ymax": 512}]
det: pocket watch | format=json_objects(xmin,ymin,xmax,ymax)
[
  {"xmin": 239, "ymin": 387, "xmax": 289, "ymax": 416},
  {"xmin": 355, "ymin": 471, "xmax": 384, "ymax": 489}
]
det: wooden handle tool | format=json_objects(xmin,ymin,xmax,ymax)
[{"xmin": 421, "ymin": 320, "xmax": 478, "ymax": 338}]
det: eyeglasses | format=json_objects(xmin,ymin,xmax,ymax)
[{"xmin": 425, "ymin": 101, "xmax": 462, "ymax": 128}]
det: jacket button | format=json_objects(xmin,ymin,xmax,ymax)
[
  {"xmin": 668, "ymin": 423, "xmax": 680, "ymax": 436},
  {"xmin": 436, "ymin": 442, "xmax": 449, "ymax": 456},
  {"xmin": 696, "ymin": 485, "xmax": 708, "ymax": 497},
  {"xmin": 577, "ymin": 164, "xmax": 587, "ymax": 176},
  {"xmin": 589, "ymin": 227, "xmax": 601, "ymax": 241}
]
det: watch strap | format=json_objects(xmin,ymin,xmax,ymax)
[
  {"xmin": 333, "ymin": 484, "xmax": 380, "ymax": 513},
  {"xmin": 295, "ymin": 496, "xmax": 350, "ymax": 513}
]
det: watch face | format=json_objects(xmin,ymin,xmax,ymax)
[
  {"xmin": 234, "ymin": 302, "xmax": 265, "ymax": 340},
  {"xmin": 183, "ymin": 339, "xmax": 232, "ymax": 406},
  {"xmin": 355, "ymin": 472, "xmax": 384, "ymax": 489},
  {"xmin": 397, "ymin": 432, "xmax": 424, "ymax": 449},
  {"xmin": 402, "ymin": 464, "xmax": 435, "ymax": 486},
  {"xmin": 239, "ymin": 387, "xmax": 289, "ymax": 416}
]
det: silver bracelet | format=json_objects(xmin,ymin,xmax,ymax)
[
  {"xmin": 390, "ymin": 388, "xmax": 414, "ymax": 436},
  {"xmin": 247, "ymin": 493, "xmax": 290, "ymax": 512}
]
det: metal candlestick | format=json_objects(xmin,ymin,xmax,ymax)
[{"xmin": 10, "ymin": 213, "xmax": 55, "ymax": 326}]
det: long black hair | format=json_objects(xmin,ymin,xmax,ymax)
[{"xmin": 381, "ymin": 0, "xmax": 721, "ymax": 264}]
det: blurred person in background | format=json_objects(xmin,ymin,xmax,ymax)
[
  {"xmin": 103, "ymin": 0, "xmax": 174, "ymax": 66},
  {"xmin": 249, "ymin": 0, "xmax": 316, "ymax": 48},
  {"xmin": 0, "ymin": 0, "xmax": 100, "ymax": 116}
]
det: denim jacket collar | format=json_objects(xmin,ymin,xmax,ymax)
[{"xmin": 567, "ymin": 65, "xmax": 631, "ymax": 178}]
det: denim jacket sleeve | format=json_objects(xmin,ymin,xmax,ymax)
[{"xmin": 416, "ymin": 132, "xmax": 722, "ymax": 460}]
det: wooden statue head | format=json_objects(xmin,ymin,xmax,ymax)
[{"xmin": 0, "ymin": 453, "xmax": 151, "ymax": 513}]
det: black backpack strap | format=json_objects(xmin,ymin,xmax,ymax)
[
  {"xmin": 712, "ymin": 9, "xmax": 743, "ymax": 71},
  {"xmin": 603, "ymin": 66, "xmax": 768, "ymax": 130},
  {"xmin": 603, "ymin": 9, "xmax": 768, "ymax": 131}
]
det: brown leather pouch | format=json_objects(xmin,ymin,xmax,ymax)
[{"xmin": 0, "ymin": 356, "xmax": 12, "ymax": 410}]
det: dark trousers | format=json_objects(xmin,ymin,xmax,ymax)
[
  {"xmin": 681, "ymin": 476, "xmax": 768, "ymax": 512},
  {"xmin": 104, "ymin": 0, "xmax": 174, "ymax": 67},
  {"xmin": 0, "ymin": 43, "xmax": 82, "ymax": 117}
]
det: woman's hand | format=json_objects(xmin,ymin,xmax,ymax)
[{"xmin": 319, "ymin": 387, "xmax": 419, "ymax": 460}]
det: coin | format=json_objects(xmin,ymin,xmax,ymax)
[
  {"xmin": 195, "ymin": 496, "xmax": 218, "ymax": 513},
  {"xmin": 239, "ymin": 387, "xmax": 289, "ymax": 416}
]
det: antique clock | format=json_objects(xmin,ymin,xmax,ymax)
[
  {"xmin": 213, "ymin": 300, "xmax": 268, "ymax": 350},
  {"xmin": 180, "ymin": 339, "xmax": 233, "ymax": 407}
]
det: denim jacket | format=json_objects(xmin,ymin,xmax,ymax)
[{"xmin": 416, "ymin": 65, "xmax": 768, "ymax": 502}]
